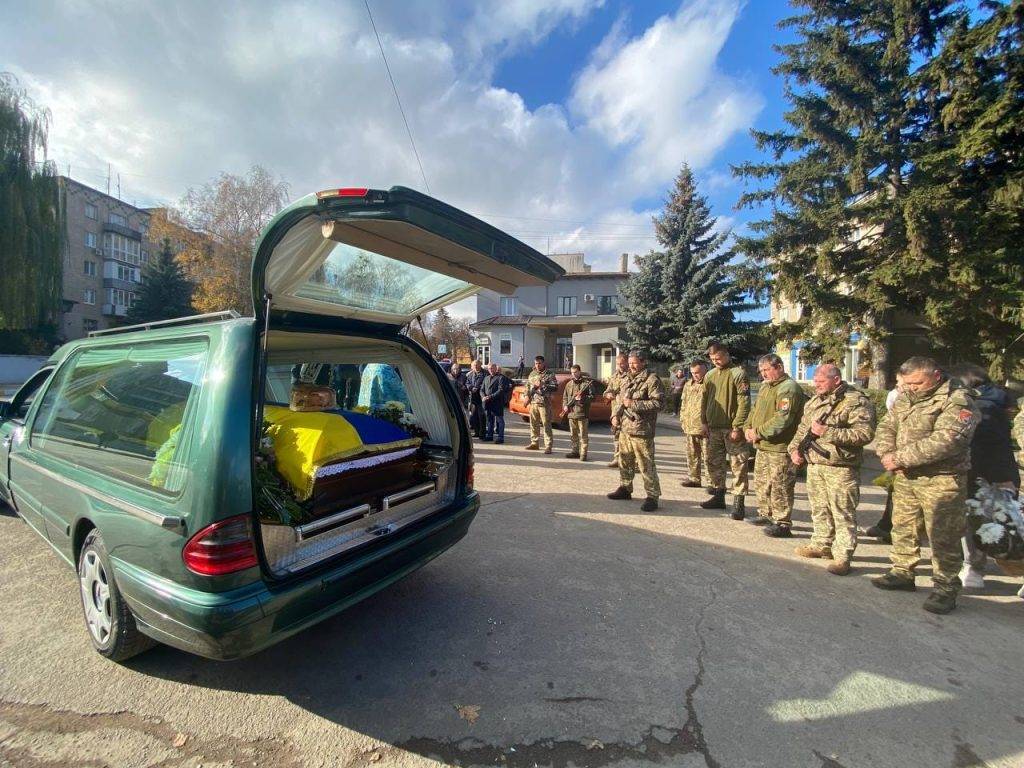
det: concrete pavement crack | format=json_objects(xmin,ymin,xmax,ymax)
[{"xmin": 681, "ymin": 582, "xmax": 722, "ymax": 768}]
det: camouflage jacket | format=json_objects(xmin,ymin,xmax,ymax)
[
  {"xmin": 874, "ymin": 379, "xmax": 979, "ymax": 476},
  {"xmin": 702, "ymin": 363, "xmax": 751, "ymax": 429},
  {"xmin": 680, "ymin": 378, "xmax": 706, "ymax": 435},
  {"xmin": 613, "ymin": 369, "xmax": 665, "ymax": 437},
  {"xmin": 605, "ymin": 370, "xmax": 628, "ymax": 404},
  {"xmin": 525, "ymin": 369, "xmax": 557, "ymax": 406},
  {"xmin": 562, "ymin": 376, "xmax": 594, "ymax": 420},
  {"xmin": 1015, "ymin": 402, "xmax": 1024, "ymax": 473},
  {"xmin": 745, "ymin": 374, "xmax": 805, "ymax": 453},
  {"xmin": 788, "ymin": 383, "xmax": 876, "ymax": 467}
]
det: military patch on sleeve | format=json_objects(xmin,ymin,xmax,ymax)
[
  {"xmin": 738, "ymin": 380, "xmax": 749, "ymax": 393},
  {"xmin": 958, "ymin": 409, "xmax": 974, "ymax": 424},
  {"xmin": 778, "ymin": 397, "xmax": 790, "ymax": 412}
]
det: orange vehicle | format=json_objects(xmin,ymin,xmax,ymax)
[{"xmin": 509, "ymin": 373, "xmax": 611, "ymax": 428}]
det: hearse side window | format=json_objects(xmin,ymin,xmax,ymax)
[
  {"xmin": 9, "ymin": 368, "xmax": 52, "ymax": 422},
  {"xmin": 31, "ymin": 339, "xmax": 210, "ymax": 493}
]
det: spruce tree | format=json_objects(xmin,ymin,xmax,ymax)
[
  {"xmin": 621, "ymin": 165, "xmax": 757, "ymax": 362},
  {"xmin": 733, "ymin": 1, "xmax": 964, "ymax": 387},
  {"xmin": 127, "ymin": 240, "xmax": 194, "ymax": 323},
  {"xmin": 0, "ymin": 73, "xmax": 63, "ymax": 333}
]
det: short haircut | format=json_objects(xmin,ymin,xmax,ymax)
[
  {"xmin": 898, "ymin": 356, "xmax": 941, "ymax": 376},
  {"xmin": 628, "ymin": 349, "xmax": 644, "ymax": 360},
  {"xmin": 689, "ymin": 359, "xmax": 708, "ymax": 369},
  {"xmin": 571, "ymin": 364, "xmax": 581, "ymax": 372},
  {"xmin": 946, "ymin": 362, "xmax": 989, "ymax": 390},
  {"xmin": 534, "ymin": 355, "xmax": 545, "ymax": 362},
  {"xmin": 616, "ymin": 352, "xmax": 628, "ymax": 360},
  {"xmin": 707, "ymin": 341, "xmax": 727, "ymax": 354},
  {"xmin": 758, "ymin": 353, "xmax": 784, "ymax": 368},
  {"xmin": 816, "ymin": 363, "xmax": 842, "ymax": 379}
]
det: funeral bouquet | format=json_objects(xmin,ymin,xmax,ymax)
[
  {"xmin": 254, "ymin": 421, "xmax": 310, "ymax": 526},
  {"xmin": 966, "ymin": 479, "xmax": 1024, "ymax": 561}
]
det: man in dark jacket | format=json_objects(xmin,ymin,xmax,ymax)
[
  {"xmin": 947, "ymin": 364, "xmax": 1020, "ymax": 589},
  {"xmin": 481, "ymin": 363, "xmax": 512, "ymax": 443},
  {"xmin": 465, "ymin": 359, "xmax": 487, "ymax": 439},
  {"xmin": 447, "ymin": 363, "xmax": 468, "ymax": 408}
]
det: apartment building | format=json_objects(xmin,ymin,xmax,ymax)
[
  {"xmin": 60, "ymin": 177, "xmax": 152, "ymax": 341},
  {"xmin": 471, "ymin": 252, "xmax": 630, "ymax": 379}
]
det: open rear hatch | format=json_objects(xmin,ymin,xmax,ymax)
[{"xmin": 251, "ymin": 187, "xmax": 563, "ymax": 575}]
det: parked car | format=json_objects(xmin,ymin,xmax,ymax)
[
  {"xmin": 0, "ymin": 186, "xmax": 563, "ymax": 661},
  {"xmin": 509, "ymin": 373, "xmax": 611, "ymax": 428}
]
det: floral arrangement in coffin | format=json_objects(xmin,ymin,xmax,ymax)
[
  {"xmin": 369, "ymin": 400, "xmax": 430, "ymax": 441},
  {"xmin": 254, "ymin": 421, "xmax": 311, "ymax": 526},
  {"xmin": 966, "ymin": 479, "xmax": 1024, "ymax": 561}
]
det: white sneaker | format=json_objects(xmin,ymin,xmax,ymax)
[{"xmin": 959, "ymin": 564, "xmax": 985, "ymax": 589}]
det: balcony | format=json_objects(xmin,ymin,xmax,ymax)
[
  {"xmin": 102, "ymin": 303, "xmax": 129, "ymax": 317},
  {"xmin": 102, "ymin": 221, "xmax": 143, "ymax": 240}
]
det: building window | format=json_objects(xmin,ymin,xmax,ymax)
[
  {"xmin": 602, "ymin": 348, "xmax": 613, "ymax": 363},
  {"xmin": 83, "ymin": 289, "xmax": 96, "ymax": 305},
  {"xmin": 557, "ymin": 296, "xmax": 577, "ymax": 316},
  {"xmin": 83, "ymin": 319, "xmax": 98, "ymax": 333},
  {"xmin": 500, "ymin": 334, "xmax": 511, "ymax": 355},
  {"xmin": 107, "ymin": 288, "xmax": 131, "ymax": 307},
  {"xmin": 102, "ymin": 232, "xmax": 142, "ymax": 265},
  {"xmin": 83, "ymin": 260, "xmax": 96, "ymax": 277},
  {"xmin": 499, "ymin": 296, "xmax": 516, "ymax": 316},
  {"xmin": 85, "ymin": 231, "xmax": 97, "ymax": 248},
  {"xmin": 108, "ymin": 212, "xmax": 127, "ymax": 226},
  {"xmin": 141, "ymin": 249, "xmax": 149, "ymax": 263},
  {"xmin": 597, "ymin": 295, "xmax": 619, "ymax": 315},
  {"xmin": 477, "ymin": 345, "xmax": 491, "ymax": 365},
  {"xmin": 85, "ymin": 203, "xmax": 97, "ymax": 220}
]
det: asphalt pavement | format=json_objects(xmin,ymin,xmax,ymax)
[{"xmin": 1, "ymin": 416, "xmax": 1022, "ymax": 768}]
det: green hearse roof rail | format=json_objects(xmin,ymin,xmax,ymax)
[{"xmin": 87, "ymin": 310, "xmax": 241, "ymax": 338}]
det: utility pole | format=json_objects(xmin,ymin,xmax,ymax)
[{"xmin": 106, "ymin": 163, "xmax": 111, "ymax": 196}]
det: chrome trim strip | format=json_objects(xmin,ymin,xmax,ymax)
[
  {"xmin": 10, "ymin": 454, "xmax": 185, "ymax": 532},
  {"xmin": 382, "ymin": 481, "xmax": 435, "ymax": 512},
  {"xmin": 295, "ymin": 503, "xmax": 370, "ymax": 541}
]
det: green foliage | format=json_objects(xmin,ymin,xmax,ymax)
[
  {"xmin": 621, "ymin": 164, "xmax": 761, "ymax": 362},
  {"xmin": 126, "ymin": 240, "xmax": 194, "ymax": 324},
  {"xmin": 734, "ymin": 1, "xmax": 1024, "ymax": 381},
  {"xmin": 0, "ymin": 73, "xmax": 63, "ymax": 331}
]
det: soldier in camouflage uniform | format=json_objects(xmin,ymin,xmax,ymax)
[
  {"xmin": 743, "ymin": 354, "xmax": 805, "ymax": 530},
  {"xmin": 701, "ymin": 342, "xmax": 751, "ymax": 513},
  {"xmin": 524, "ymin": 355, "xmax": 557, "ymax": 454},
  {"xmin": 603, "ymin": 354, "xmax": 629, "ymax": 468},
  {"xmin": 561, "ymin": 364, "xmax": 594, "ymax": 461},
  {"xmin": 872, "ymin": 356, "xmax": 979, "ymax": 614},
  {"xmin": 789, "ymin": 363, "xmax": 876, "ymax": 575},
  {"xmin": 680, "ymin": 360, "xmax": 709, "ymax": 488},
  {"xmin": 607, "ymin": 351, "xmax": 664, "ymax": 511},
  {"xmin": 1014, "ymin": 401, "xmax": 1024, "ymax": 476}
]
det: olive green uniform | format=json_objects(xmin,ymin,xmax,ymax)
[
  {"xmin": 702, "ymin": 363, "xmax": 751, "ymax": 495},
  {"xmin": 1014, "ymin": 403, "xmax": 1024, "ymax": 474},
  {"xmin": 526, "ymin": 369, "xmax": 557, "ymax": 450},
  {"xmin": 605, "ymin": 369, "xmax": 629, "ymax": 465},
  {"xmin": 874, "ymin": 379, "xmax": 979, "ymax": 593},
  {"xmin": 789, "ymin": 384, "xmax": 876, "ymax": 558},
  {"xmin": 562, "ymin": 376, "xmax": 594, "ymax": 459},
  {"xmin": 745, "ymin": 374, "xmax": 805, "ymax": 525},
  {"xmin": 680, "ymin": 378, "xmax": 707, "ymax": 484},
  {"xmin": 613, "ymin": 369, "xmax": 664, "ymax": 499}
]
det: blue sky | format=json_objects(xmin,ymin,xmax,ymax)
[{"xmin": 7, "ymin": 0, "xmax": 798, "ymax": 318}]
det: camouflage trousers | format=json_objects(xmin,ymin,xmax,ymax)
[
  {"xmin": 807, "ymin": 464, "xmax": 860, "ymax": 558},
  {"xmin": 706, "ymin": 429, "xmax": 749, "ymax": 495},
  {"xmin": 569, "ymin": 417, "xmax": 589, "ymax": 457},
  {"xmin": 619, "ymin": 433, "xmax": 661, "ymax": 500},
  {"xmin": 685, "ymin": 434, "xmax": 707, "ymax": 484},
  {"xmin": 890, "ymin": 473, "xmax": 967, "ymax": 592},
  {"xmin": 753, "ymin": 450, "xmax": 795, "ymax": 525},
  {"xmin": 528, "ymin": 403, "xmax": 553, "ymax": 449}
]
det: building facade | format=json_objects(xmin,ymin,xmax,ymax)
[
  {"xmin": 471, "ymin": 253, "xmax": 629, "ymax": 379},
  {"xmin": 60, "ymin": 177, "xmax": 153, "ymax": 342}
]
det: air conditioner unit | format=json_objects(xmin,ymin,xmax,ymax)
[
  {"xmin": 583, "ymin": 293, "xmax": 595, "ymax": 302},
  {"xmin": 95, "ymin": 248, "xmax": 105, "ymax": 257}
]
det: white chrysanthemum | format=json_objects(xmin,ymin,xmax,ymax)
[
  {"xmin": 976, "ymin": 522, "xmax": 1006, "ymax": 545},
  {"xmin": 994, "ymin": 509, "xmax": 1008, "ymax": 523}
]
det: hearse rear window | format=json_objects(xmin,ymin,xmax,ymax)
[{"xmin": 31, "ymin": 339, "xmax": 209, "ymax": 493}]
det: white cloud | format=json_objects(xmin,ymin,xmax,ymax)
[{"xmin": 7, "ymin": 0, "xmax": 760, "ymax": 268}]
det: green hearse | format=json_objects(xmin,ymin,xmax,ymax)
[{"xmin": 0, "ymin": 186, "xmax": 563, "ymax": 661}]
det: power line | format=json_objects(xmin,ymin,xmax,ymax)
[{"xmin": 364, "ymin": 0, "xmax": 431, "ymax": 195}]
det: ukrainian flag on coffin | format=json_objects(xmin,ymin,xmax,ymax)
[{"xmin": 264, "ymin": 406, "xmax": 421, "ymax": 501}]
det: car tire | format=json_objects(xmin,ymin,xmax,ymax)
[{"xmin": 78, "ymin": 529, "xmax": 155, "ymax": 662}]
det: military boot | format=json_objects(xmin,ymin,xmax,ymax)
[
  {"xmin": 680, "ymin": 480, "xmax": 702, "ymax": 488},
  {"xmin": 827, "ymin": 559, "xmax": 852, "ymax": 576},
  {"xmin": 607, "ymin": 486, "xmax": 632, "ymax": 500},
  {"xmin": 565, "ymin": 451, "xmax": 580, "ymax": 459},
  {"xmin": 871, "ymin": 571, "xmax": 917, "ymax": 591},
  {"xmin": 794, "ymin": 545, "xmax": 832, "ymax": 559},
  {"xmin": 763, "ymin": 523, "xmax": 792, "ymax": 538},
  {"xmin": 730, "ymin": 496, "xmax": 745, "ymax": 520},
  {"xmin": 640, "ymin": 497, "xmax": 658, "ymax": 512},
  {"xmin": 700, "ymin": 491, "xmax": 726, "ymax": 509},
  {"xmin": 922, "ymin": 590, "xmax": 958, "ymax": 614}
]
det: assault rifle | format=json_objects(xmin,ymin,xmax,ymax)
[{"xmin": 796, "ymin": 397, "xmax": 841, "ymax": 460}]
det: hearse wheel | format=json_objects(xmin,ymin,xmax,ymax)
[{"xmin": 78, "ymin": 529, "xmax": 155, "ymax": 661}]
